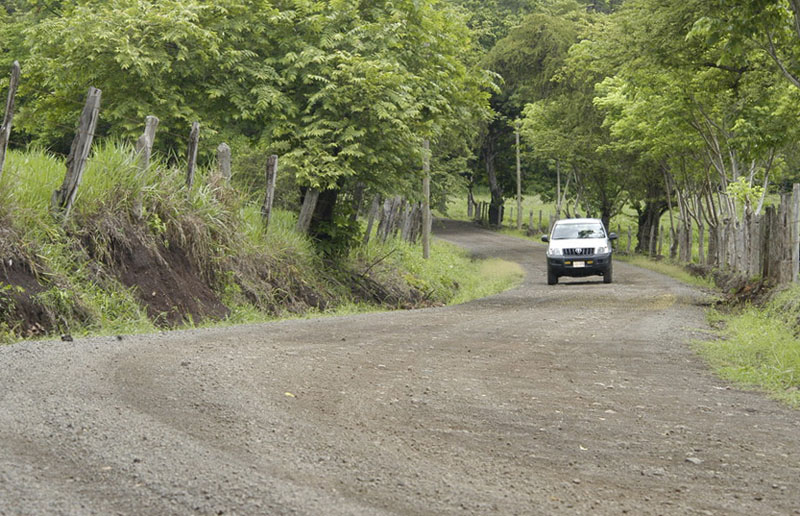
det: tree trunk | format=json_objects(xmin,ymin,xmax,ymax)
[
  {"xmin": 635, "ymin": 200, "xmax": 666, "ymax": 254},
  {"xmin": 309, "ymin": 188, "xmax": 339, "ymax": 245},
  {"xmin": 484, "ymin": 136, "xmax": 503, "ymax": 226}
]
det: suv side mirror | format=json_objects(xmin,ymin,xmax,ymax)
[
  {"xmin": 541, "ymin": 235, "xmax": 550, "ymax": 243},
  {"xmin": 608, "ymin": 232, "xmax": 618, "ymax": 240}
]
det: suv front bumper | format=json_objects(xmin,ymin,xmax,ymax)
[{"xmin": 547, "ymin": 252, "xmax": 612, "ymax": 277}]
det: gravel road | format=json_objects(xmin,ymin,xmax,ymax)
[{"xmin": 1, "ymin": 219, "xmax": 799, "ymax": 515}]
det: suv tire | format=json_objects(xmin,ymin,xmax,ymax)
[
  {"xmin": 547, "ymin": 270, "xmax": 558, "ymax": 285},
  {"xmin": 603, "ymin": 265, "xmax": 613, "ymax": 284}
]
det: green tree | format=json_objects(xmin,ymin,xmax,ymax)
[
  {"xmin": 477, "ymin": 7, "xmax": 582, "ymax": 224},
  {"xmin": 10, "ymin": 0, "xmax": 494, "ymax": 254},
  {"xmin": 692, "ymin": 0, "xmax": 800, "ymax": 90},
  {"xmin": 591, "ymin": 0, "xmax": 799, "ymax": 257}
]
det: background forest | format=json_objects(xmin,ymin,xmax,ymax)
[
  {"xmin": 4, "ymin": 0, "xmax": 799, "ymax": 255},
  {"xmin": 2, "ymin": 0, "xmax": 800, "ymax": 270}
]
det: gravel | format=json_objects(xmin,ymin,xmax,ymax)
[{"xmin": 1, "ymin": 219, "xmax": 799, "ymax": 515}]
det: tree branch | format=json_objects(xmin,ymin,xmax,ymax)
[{"xmin": 766, "ymin": 30, "xmax": 800, "ymax": 89}]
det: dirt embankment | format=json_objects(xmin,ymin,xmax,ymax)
[{"xmin": 0, "ymin": 216, "xmax": 435, "ymax": 339}]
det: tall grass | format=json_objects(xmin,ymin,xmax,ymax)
[
  {"xmin": 1, "ymin": 144, "xmax": 525, "ymax": 343},
  {"xmin": 697, "ymin": 288, "xmax": 800, "ymax": 407},
  {"xmin": 353, "ymin": 236, "xmax": 524, "ymax": 306}
]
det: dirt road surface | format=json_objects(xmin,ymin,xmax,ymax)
[{"xmin": 1, "ymin": 220, "xmax": 799, "ymax": 515}]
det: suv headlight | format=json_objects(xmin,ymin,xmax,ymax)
[
  {"xmin": 547, "ymin": 247, "xmax": 563, "ymax": 257},
  {"xmin": 596, "ymin": 245, "xmax": 609, "ymax": 254}
]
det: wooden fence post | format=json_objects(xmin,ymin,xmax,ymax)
[
  {"xmin": 763, "ymin": 209, "xmax": 774, "ymax": 280},
  {"xmin": 261, "ymin": 154, "xmax": 278, "ymax": 227},
  {"xmin": 349, "ymin": 182, "xmax": 366, "ymax": 224},
  {"xmin": 296, "ymin": 188, "xmax": 319, "ymax": 234},
  {"xmin": 779, "ymin": 193, "xmax": 794, "ymax": 284},
  {"xmin": 390, "ymin": 196, "xmax": 404, "ymax": 239},
  {"xmin": 185, "ymin": 122, "xmax": 200, "ymax": 189},
  {"xmin": 217, "ymin": 143, "xmax": 232, "ymax": 183},
  {"xmin": 410, "ymin": 203, "xmax": 422, "ymax": 242},
  {"xmin": 793, "ymin": 184, "xmax": 800, "ymax": 283},
  {"xmin": 0, "ymin": 61, "xmax": 21, "ymax": 182},
  {"xmin": 363, "ymin": 194, "xmax": 381, "ymax": 245},
  {"xmin": 377, "ymin": 198, "xmax": 392, "ymax": 241},
  {"xmin": 401, "ymin": 201, "xmax": 413, "ymax": 242},
  {"xmin": 133, "ymin": 115, "xmax": 159, "ymax": 220},
  {"xmin": 422, "ymin": 139, "xmax": 431, "ymax": 259},
  {"xmin": 135, "ymin": 116, "xmax": 159, "ymax": 171},
  {"xmin": 515, "ymin": 120, "xmax": 522, "ymax": 231},
  {"xmin": 51, "ymin": 87, "xmax": 101, "ymax": 219}
]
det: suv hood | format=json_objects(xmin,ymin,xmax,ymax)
[{"xmin": 549, "ymin": 238, "xmax": 609, "ymax": 250}]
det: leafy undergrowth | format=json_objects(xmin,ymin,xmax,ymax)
[{"xmin": 0, "ymin": 145, "xmax": 521, "ymax": 344}]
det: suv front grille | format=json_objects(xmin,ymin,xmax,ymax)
[{"xmin": 563, "ymin": 247, "xmax": 595, "ymax": 256}]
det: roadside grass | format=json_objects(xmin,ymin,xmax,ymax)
[
  {"xmin": 697, "ymin": 294, "xmax": 800, "ymax": 407},
  {"xmin": 614, "ymin": 254, "xmax": 716, "ymax": 289},
  {"xmin": 1, "ymin": 146, "xmax": 525, "ymax": 343},
  {"xmin": 350, "ymin": 236, "xmax": 525, "ymax": 307}
]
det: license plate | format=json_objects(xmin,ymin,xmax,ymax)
[{"xmin": 573, "ymin": 261, "xmax": 585, "ymax": 268}]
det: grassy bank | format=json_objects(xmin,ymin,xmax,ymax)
[
  {"xmin": 0, "ymin": 145, "xmax": 522, "ymax": 344},
  {"xmin": 697, "ymin": 286, "xmax": 800, "ymax": 407}
]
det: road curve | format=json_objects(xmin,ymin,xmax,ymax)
[{"xmin": 1, "ymin": 219, "xmax": 798, "ymax": 515}]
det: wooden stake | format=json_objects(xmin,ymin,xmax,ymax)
[
  {"xmin": 185, "ymin": 122, "xmax": 200, "ymax": 189},
  {"xmin": 0, "ymin": 61, "xmax": 20, "ymax": 182},
  {"xmin": 133, "ymin": 116, "xmax": 159, "ymax": 220},
  {"xmin": 217, "ymin": 143, "xmax": 232, "ymax": 183},
  {"xmin": 422, "ymin": 139, "xmax": 431, "ymax": 259},
  {"xmin": 260, "ymin": 155, "xmax": 278, "ymax": 228},
  {"xmin": 51, "ymin": 87, "xmax": 101, "ymax": 219},
  {"xmin": 515, "ymin": 120, "xmax": 522, "ymax": 231},
  {"xmin": 363, "ymin": 194, "xmax": 381, "ymax": 245},
  {"xmin": 793, "ymin": 183, "xmax": 800, "ymax": 283},
  {"xmin": 296, "ymin": 188, "xmax": 319, "ymax": 234}
]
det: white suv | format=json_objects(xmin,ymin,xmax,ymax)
[{"xmin": 541, "ymin": 218, "xmax": 618, "ymax": 285}]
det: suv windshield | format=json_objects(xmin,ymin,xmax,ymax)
[{"xmin": 552, "ymin": 223, "xmax": 605, "ymax": 240}]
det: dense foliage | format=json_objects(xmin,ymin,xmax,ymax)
[
  {"xmin": 1, "ymin": 0, "xmax": 493, "ymax": 252},
  {"xmin": 2, "ymin": 0, "xmax": 799, "ymax": 256}
]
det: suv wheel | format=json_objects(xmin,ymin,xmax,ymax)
[
  {"xmin": 603, "ymin": 265, "xmax": 613, "ymax": 284},
  {"xmin": 547, "ymin": 270, "xmax": 558, "ymax": 285}
]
